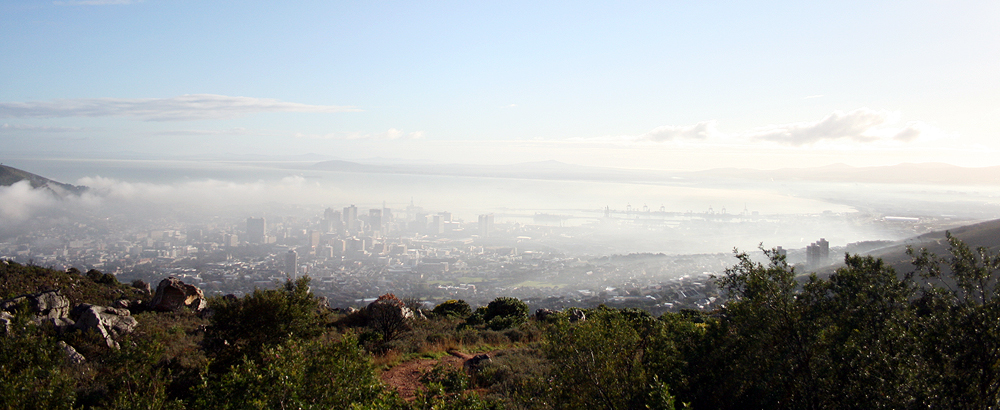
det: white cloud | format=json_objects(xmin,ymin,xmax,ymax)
[
  {"xmin": 892, "ymin": 123, "xmax": 923, "ymax": 142},
  {"xmin": 0, "ymin": 94, "xmax": 359, "ymax": 121},
  {"xmin": 639, "ymin": 121, "xmax": 717, "ymax": 142},
  {"xmin": 745, "ymin": 108, "xmax": 892, "ymax": 146},
  {"xmin": 1, "ymin": 123, "xmax": 83, "ymax": 132}
]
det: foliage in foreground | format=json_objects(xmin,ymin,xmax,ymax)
[{"xmin": 4, "ymin": 232, "xmax": 1000, "ymax": 409}]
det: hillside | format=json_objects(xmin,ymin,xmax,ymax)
[
  {"xmin": 828, "ymin": 219, "xmax": 1000, "ymax": 275},
  {"xmin": 0, "ymin": 164, "xmax": 87, "ymax": 196}
]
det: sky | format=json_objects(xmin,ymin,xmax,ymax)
[{"xmin": 1, "ymin": 0, "xmax": 999, "ymax": 171}]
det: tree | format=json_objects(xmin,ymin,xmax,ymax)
[
  {"xmin": 204, "ymin": 276, "xmax": 327, "ymax": 372},
  {"xmin": 909, "ymin": 232, "xmax": 1000, "ymax": 409},
  {"xmin": 365, "ymin": 293, "xmax": 413, "ymax": 343},
  {"xmin": 544, "ymin": 307, "xmax": 681, "ymax": 410}
]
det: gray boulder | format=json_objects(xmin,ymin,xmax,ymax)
[
  {"xmin": 534, "ymin": 308, "xmax": 558, "ymax": 321},
  {"xmin": 58, "ymin": 341, "xmax": 86, "ymax": 364},
  {"xmin": 73, "ymin": 304, "xmax": 138, "ymax": 349},
  {"xmin": 0, "ymin": 311, "xmax": 12, "ymax": 334},
  {"xmin": 1, "ymin": 290, "xmax": 75, "ymax": 330},
  {"xmin": 567, "ymin": 308, "xmax": 586, "ymax": 323},
  {"xmin": 150, "ymin": 277, "xmax": 207, "ymax": 312}
]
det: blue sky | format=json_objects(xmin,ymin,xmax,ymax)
[{"xmin": 2, "ymin": 0, "xmax": 998, "ymax": 170}]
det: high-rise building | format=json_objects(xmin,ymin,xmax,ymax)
[
  {"xmin": 343, "ymin": 205, "xmax": 358, "ymax": 233},
  {"xmin": 806, "ymin": 243, "xmax": 820, "ymax": 267},
  {"xmin": 246, "ymin": 217, "xmax": 266, "ymax": 244},
  {"xmin": 369, "ymin": 209, "xmax": 382, "ymax": 235},
  {"xmin": 478, "ymin": 214, "xmax": 495, "ymax": 238},
  {"xmin": 817, "ymin": 238, "xmax": 830, "ymax": 263},
  {"xmin": 309, "ymin": 230, "xmax": 321, "ymax": 249},
  {"xmin": 431, "ymin": 215, "xmax": 445, "ymax": 234},
  {"xmin": 285, "ymin": 249, "xmax": 297, "ymax": 278}
]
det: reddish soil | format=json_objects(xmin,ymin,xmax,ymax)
[{"xmin": 380, "ymin": 350, "xmax": 471, "ymax": 401}]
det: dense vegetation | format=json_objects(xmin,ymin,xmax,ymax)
[{"xmin": 3, "ymin": 232, "xmax": 1000, "ymax": 409}]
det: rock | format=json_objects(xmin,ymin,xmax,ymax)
[
  {"xmin": 113, "ymin": 299, "xmax": 131, "ymax": 309},
  {"xmin": 534, "ymin": 308, "xmax": 558, "ymax": 321},
  {"xmin": 567, "ymin": 308, "xmax": 586, "ymax": 323},
  {"xmin": 365, "ymin": 297, "xmax": 414, "ymax": 320},
  {"xmin": 73, "ymin": 304, "xmax": 138, "ymax": 349},
  {"xmin": 464, "ymin": 354, "xmax": 492, "ymax": 373},
  {"xmin": 150, "ymin": 277, "xmax": 207, "ymax": 312},
  {"xmin": 0, "ymin": 311, "xmax": 12, "ymax": 334},
  {"xmin": 1, "ymin": 290, "xmax": 75, "ymax": 330},
  {"xmin": 58, "ymin": 341, "xmax": 86, "ymax": 364}
]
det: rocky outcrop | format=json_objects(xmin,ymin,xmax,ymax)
[
  {"xmin": 150, "ymin": 277, "xmax": 207, "ymax": 312},
  {"xmin": 0, "ymin": 311, "xmax": 12, "ymax": 334},
  {"xmin": 365, "ymin": 297, "xmax": 415, "ymax": 320},
  {"xmin": 1, "ymin": 290, "xmax": 75, "ymax": 330},
  {"xmin": 58, "ymin": 341, "xmax": 86, "ymax": 364},
  {"xmin": 567, "ymin": 308, "xmax": 586, "ymax": 323},
  {"xmin": 534, "ymin": 308, "xmax": 558, "ymax": 321},
  {"xmin": 72, "ymin": 304, "xmax": 138, "ymax": 349}
]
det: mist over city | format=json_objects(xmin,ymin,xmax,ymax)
[{"xmin": 3, "ymin": 2, "xmax": 1000, "ymax": 408}]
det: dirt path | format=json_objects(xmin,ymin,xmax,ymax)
[{"xmin": 380, "ymin": 350, "xmax": 468, "ymax": 401}]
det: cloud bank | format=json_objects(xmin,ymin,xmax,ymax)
[
  {"xmin": 593, "ymin": 108, "xmax": 924, "ymax": 147},
  {"xmin": 745, "ymin": 108, "xmax": 894, "ymax": 146},
  {"xmin": 639, "ymin": 121, "xmax": 717, "ymax": 142},
  {"xmin": 0, "ymin": 94, "xmax": 358, "ymax": 121},
  {"xmin": 1, "ymin": 123, "xmax": 83, "ymax": 133}
]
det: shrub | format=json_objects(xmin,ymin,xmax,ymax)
[
  {"xmin": 432, "ymin": 299, "xmax": 472, "ymax": 318},
  {"xmin": 0, "ymin": 313, "xmax": 77, "ymax": 410},
  {"xmin": 196, "ymin": 337, "xmax": 400, "ymax": 409},
  {"xmin": 465, "ymin": 297, "xmax": 529, "ymax": 331},
  {"xmin": 203, "ymin": 276, "xmax": 327, "ymax": 372}
]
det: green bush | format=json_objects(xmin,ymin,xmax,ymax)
[
  {"xmin": 465, "ymin": 297, "xmax": 528, "ymax": 331},
  {"xmin": 196, "ymin": 337, "xmax": 399, "ymax": 409},
  {"xmin": 432, "ymin": 299, "xmax": 472, "ymax": 318},
  {"xmin": 204, "ymin": 276, "xmax": 328, "ymax": 372},
  {"xmin": 0, "ymin": 313, "xmax": 77, "ymax": 410}
]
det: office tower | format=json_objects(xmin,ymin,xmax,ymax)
[
  {"xmin": 431, "ymin": 215, "xmax": 445, "ymax": 234},
  {"xmin": 369, "ymin": 209, "xmax": 382, "ymax": 234},
  {"xmin": 478, "ymin": 214, "xmax": 495, "ymax": 238},
  {"xmin": 343, "ymin": 205, "xmax": 358, "ymax": 233},
  {"xmin": 806, "ymin": 243, "xmax": 819, "ymax": 267},
  {"xmin": 309, "ymin": 230, "xmax": 321, "ymax": 248},
  {"xmin": 285, "ymin": 249, "xmax": 297, "ymax": 278},
  {"xmin": 817, "ymin": 238, "xmax": 829, "ymax": 264},
  {"xmin": 246, "ymin": 217, "xmax": 266, "ymax": 244}
]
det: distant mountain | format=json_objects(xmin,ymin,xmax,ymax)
[
  {"xmin": 0, "ymin": 164, "xmax": 87, "ymax": 196},
  {"xmin": 310, "ymin": 159, "xmax": 1000, "ymax": 186}
]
